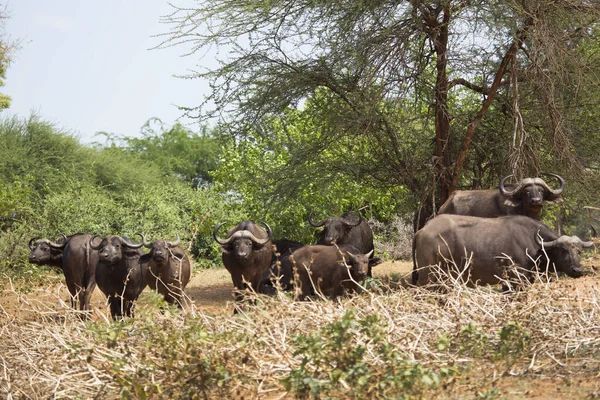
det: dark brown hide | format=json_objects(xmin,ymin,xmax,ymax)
[
  {"xmin": 437, "ymin": 175, "xmax": 564, "ymax": 221},
  {"xmin": 28, "ymin": 234, "xmax": 98, "ymax": 312},
  {"xmin": 281, "ymin": 244, "xmax": 373, "ymax": 300},
  {"xmin": 260, "ymin": 238, "xmax": 306, "ymax": 293},
  {"xmin": 214, "ymin": 221, "xmax": 273, "ymax": 304},
  {"xmin": 141, "ymin": 238, "xmax": 191, "ymax": 308},
  {"xmin": 309, "ymin": 211, "xmax": 376, "ymax": 276},
  {"xmin": 91, "ymin": 235, "xmax": 146, "ymax": 319},
  {"xmin": 413, "ymin": 214, "xmax": 593, "ymax": 286}
]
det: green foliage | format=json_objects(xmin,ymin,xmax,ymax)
[
  {"xmin": 119, "ymin": 118, "xmax": 221, "ymax": 187},
  {"xmin": 453, "ymin": 321, "xmax": 530, "ymax": 372},
  {"xmin": 458, "ymin": 323, "xmax": 489, "ymax": 358},
  {"xmin": 212, "ymin": 94, "xmax": 413, "ymax": 243},
  {"xmin": 283, "ymin": 311, "xmax": 454, "ymax": 399},
  {"xmin": 0, "ymin": 116, "xmax": 238, "ymax": 275},
  {"xmin": 495, "ymin": 321, "xmax": 530, "ymax": 370}
]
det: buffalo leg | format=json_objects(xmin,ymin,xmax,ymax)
[{"xmin": 108, "ymin": 296, "xmax": 125, "ymax": 320}]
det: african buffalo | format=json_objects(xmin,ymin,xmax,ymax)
[
  {"xmin": 282, "ymin": 244, "xmax": 374, "ymax": 300},
  {"xmin": 28, "ymin": 236, "xmax": 65, "ymax": 270},
  {"xmin": 413, "ymin": 214, "xmax": 593, "ymax": 287},
  {"xmin": 28, "ymin": 233, "xmax": 99, "ymax": 312},
  {"xmin": 260, "ymin": 238, "xmax": 306, "ymax": 293},
  {"xmin": 141, "ymin": 234, "xmax": 191, "ymax": 308},
  {"xmin": 308, "ymin": 211, "xmax": 376, "ymax": 277},
  {"xmin": 437, "ymin": 174, "xmax": 565, "ymax": 221},
  {"xmin": 90, "ymin": 235, "xmax": 147, "ymax": 319},
  {"xmin": 213, "ymin": 220, "xmax": 273, "ymax": 305}
]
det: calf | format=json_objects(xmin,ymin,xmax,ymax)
[
  {"xmin": 90, "ymin": 235, "xmax": 147, "ymax": 319},
  {"xmin": 282, "ymin": 244, "xmax": 374, "ymax": 300},
  {"xmin": 141, "ymin": 234, "xmax": 191, "ymax": 308}
]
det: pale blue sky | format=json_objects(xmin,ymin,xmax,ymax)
[{"xmin": 3, "ymin": 1, "xmax": 213, "ymax": 144}]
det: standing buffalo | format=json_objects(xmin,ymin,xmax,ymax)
[
  {"xmin": 28, "ymin": 236, "xmax": 65, "ymax": 270},
  {"xmin": 413, "ymin": 214, "xmax": 593, "ymax": 287},
  {"xmin": 90, "ymin": 235, "xmax": 147, "ymax": 319},
  {"xmin": 141, "ymin": 234, "xmax": 191, "ymax": 308},
  {"xmin": 260, "ymin": 238, "xmax": 306, "ymax": 293},
  {"xmin": 308, "ymin": 211, "xmax": 376, "ymax": 276},
  {"xmin": 282, "ymin": 244, "xmax": 373, "ymax": 300},
  {"xmin": 437, "ymin": 174, "xmax": 565, "ymax": 221},
  {"xmin": 213, "ymin": 220, "xmax": 273, "ymax": 305},
  {"xmin": 28, "ymin": 233, "xmax": 99, "ymax": 312}
]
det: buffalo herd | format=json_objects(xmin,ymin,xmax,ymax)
[{"xmin": 27, "ymin": 173, "xmax": 597, "ymax": 319}]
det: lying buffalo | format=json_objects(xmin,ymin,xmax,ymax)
[
  {"xmin": 28, "ymin": 233, "xmax": 98, "ymax": 312},
  {"xmin": 413, "ymin": 214, "xmax": 593, "ymax": 287},
  {"xmin": 213, "ymin": 220, "xmax": 273, "ymax": 305},
  {"xmin": 141, "ymin": 234, "xmax": 191, "ymax": 308},
  {"xmin": 437, "ymin": 173, "xmax": 565, "ymax": 221},
  {"xmin": 308, "ymin": 210, "xmax": 376, "ymax": 277},
  {"xmin": 282, "ymin": 244, "xmax": 374, "ymax": 300},
  {"xmin": 90, "ymin": 235, "xmax": 147, "ymax": 319}
]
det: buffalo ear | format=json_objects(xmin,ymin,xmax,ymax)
[
  {"xmin": 503, "ymin": 198, "xmax": 521, "ymax": 207},
  {"xmin": 369, "ymin": 257, "xmax": 383, "ymax": 268},
  {"xmin": 139, "ymin": 253, "xmax": 152, "ymax": 265},
  {"xmin": 544, "ymin": 194, "xmax": 564, "ymax": 204}
]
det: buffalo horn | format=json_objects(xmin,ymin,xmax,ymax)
[
  {"xmin": 342, "ymin": 211, "xmax": 363, "ymax": 227},
  {"xmin": 141, "ymin": 233, "xmax": 152, "ymax": 248},
  {"xmin": 89, "ymin": 235, "xmax": 103, "ymax": 250},
  {"xmin": 28, "ymin": 237, "xmax": 40, "ymax": 250},
  {"xmin": 257, "ymin": 221, "xmax": 273, "ymax": 244},
  {"xmin": 499, "ymin": 174, "xmax": 524, "ymax": 196},
  {"xmin": 167, "ymin": 233, "xmax": 181, "ymax": 248},
  {"xmin": 48, "ymin": 236, "xmax": 67, "ymax": 249},
  {"xmin": 591, "ymin": 225, "xmax": 598, "ymax": 238},
  {"xmin": 121, "ymin": 234, "xmax": 144, "ymax": 249},
  {"xmin": 538, "ymin": 173, "xmax": 565, "ymax": 195},
  {"xmin": 307, "ymin": 211, "xmax": 326, "ymax": 227},
  {"xmin": 582, "ymin": 240, "xmax": 595, "ymax": 248},
  {"xmin": 535, "ymin": 230, "xmax": 558, "ymax": 249},
  {"xmin": 213, "ymin": 222, "xmax": 231, "ymax": 245}
]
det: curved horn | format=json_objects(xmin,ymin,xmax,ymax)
[
  {"xmin": 582, "ymin": 240, "xmax": 595, "ymax": 248},
  {"xmin": 591, "ymin": 225, "xmax": 597, "ymax": 238},
  {"xmin": 28, "ymin": 237, "xmax": 40, "ymax": 250},
  {"xmin": 213, "ymin": 222, "xmax": 232, "ymax": 245},
  {"xmin": 121, "ymin": 234, "xmax": 144, "ymax": 249},
  {"xmin": 342, "ymin": 211, "xmax": 363, "ymax": 227},
  {"xmin": 499, "ymin": 174, "xmax": 523, "ymax": 196},
  {"xmin": 141, "ymin": 233, "xmax": 153, "ymax": 248},
  {"xmin": 539, "ymin": 173, "xmax": 565, "ymax": 195},
  {"xmin": 308, "ymin": 211, "xmax": 326, "ymax": 227},
  {"xmin": 89, "ymin": 235, "xmax": 103, "ymax": 250},
  {"xmin": 256, "ymin": 221, "xmax": 273, "ymax": 244},
  {"xmin": 166, "ymin": 233, "xmax": 180, "ymax": 248},
  {"xmin": 535, "ymin": 229, "xmax": 558, "ymax": 248},
  {"xmin": 48, "ymin": 236, "xmax": 67, "ymax": 249}
]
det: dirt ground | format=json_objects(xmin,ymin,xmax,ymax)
[
  {"xmin": 2, "ymin": 258, "xmax": 600, "ymax": 398},
  {"xmin": 0, "ymin": 260, "xmax": 414, "ymax": 319}
]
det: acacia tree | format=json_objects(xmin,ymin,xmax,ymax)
[{"xmin": 159, "ymin": 0, "xmax": 600, "ymax": 211}]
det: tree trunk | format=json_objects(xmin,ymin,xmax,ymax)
[{"xmin": 432, "ymin": 5, "xmax": 452, "ymax": 205}]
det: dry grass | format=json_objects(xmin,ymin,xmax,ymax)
[{"xmin": 1, "ymin": 254, "xmax": 600, "ymax": 399}]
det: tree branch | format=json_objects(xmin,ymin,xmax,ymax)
[{"xmin": 450, "ymin": 17, "xmax": 534, "ymax": 193}]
